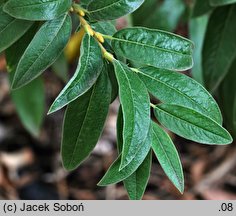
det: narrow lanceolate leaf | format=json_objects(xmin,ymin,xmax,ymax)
[
  {"xmin": 98, "ymin": 123, "xmax": 152, "ymax": 186},
  {"xmin": 137, "ymin": 66, "xmax": 222, "ymax": 124},
  {"xmin": 62, "ymin": 71, "xmax": 111, "ymax": 171},
  {"xmin": 88, "ymin": 0, "xmax": 144, "ymax": 21},
  {"xmin": 3, "ymin": 0, "xmax": 72, "ymax": 21},
  {"xmin": 154, "ymin": 104, "xmax": 233, "ymax": 145},
  {"xmin": 151, "ymin": 122, "xmax": 184, "ymax": 193},
  {"xmin": 210, "ymin": 0, "xmax": 236, "ymax": 6},
  {"xmin": 12, "ymin": 14, "xmax": 72, "ymax": 89},
  {"xmin": 115, "ymin": 108, "xmax": 151, "ymax": 200},
  {"xmin": 6, "ymin": 24, "xmax": 45, "ymax": 137},
  {"xmin": 49, "ymin": 34, "xmax": 103, "ymax": 114},
  {"xmin": 113, "ymin": 60, "xmax": 150, "ymax": 170},
  {"xmin": 110, "ymin": 28, "xmax": 194, "ymax": 71},
  {"xmin": 0, "ymin": 3, "xmax": 33, "ymax": 52},
  {"xmin": 123, "ymin": 152, "xmax": 152, "ymax": 200},
  {"xmin": 203, "ymin": 5, "xmax": 236, "ymax": 92}
]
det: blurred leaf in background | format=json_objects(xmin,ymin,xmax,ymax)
[{"xmin": 132, "ymin": 0, "xmax": 185, "ymax": 31}]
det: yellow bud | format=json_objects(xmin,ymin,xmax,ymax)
[
  {"xmin": 104, "ymin": 51, "xmax": 115, "ymax": 62},
  {"xmin": 84, "ymin": 25, "xmax": 94, "ymax": 36},
  {"xmin": 95, "ymin": 32, "xmax": 105, "ymax": 43},
  {"xmin": 78, "ymin": 9, "xmax": 85, "ymax": 17}
]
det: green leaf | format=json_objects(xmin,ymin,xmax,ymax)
[
  {"xmin": 210, "ymin": 0, "xmax": 236, "ymax": 6},
  {"xmin": 11, "ymin": 79, "xmax": 45, "ymax": 137},
  {"xmin": 154, "ymin": 104, "xmax": 233, "ymax": 145},
  {"xmin": 88, "ymin": 0, "xmax": 144, "ymax": 21},
  {"xmin": 92, "ymin": 21, "xmax": 116, "ymax": 47},
  {"xmin": 189, "ymin": 15, "xmax": 209, "ymax": 84},
  {"xmin": 49, "ymin": 34, "xmax": 103, "ymax": 114},
  {"xmin": 133, "ymin": 0, "xmax": 185, "ymax": 32},
  {"xmin": 136, "ymin": 66, "xmax": 222, "ymax": 124},
  {"xmin": 12, "ymin": 14, "xmax": 72, "ymax": 89},
  {"xmin": 3, "ymin": 0, "xmax": 72, "ymax": 21},
  {"xmin": 123, "ymin": 152, "xmax": 151, "ymax": 200},
  {"xmin": 151, "ymin": 122, "xmax": 184, "ymax": 193},
  {"xmin": 62, "ymin": 70, "xmax": 111, "ymax": 171},
  {"xmin": 6, "ymin": 24, "xmax": 45, "ymax": 137},
  {"xmin": 110, "ymin": 27, "xmax": 194, "ymax": 71},
  {"xmin": 203, "ymin": 5, "xmax": 236, "ymax": 92},
  {"xmin": 51, "ymin": 53, "xmax": 69, "ymax": 83},
  {"xmin": 107, "ymin": 63, "xmax": 118, "ymax": 103},
  {"xmin": 192, "ymin": 0, "xmax": 213, "ymax": 17},
  {"xmin": 116, "ymin": 107, "xmax": 151, "ymax": 200},
  {"xmin": 113, "ymin": 60, "xmax": 150, "ymax": 170},
  {"xmin": 132, "ymin": 0, "xmax": 159, "ymax": 26},
  {"xmin": 218, "ymin": 58, "xmax": 236, "ymax": 138},
  {"xmin": 0, "ymin": 3, "xmax": 33, "ymax": 52},
  {"xmin": 98, "ymin": 123, "xmax": 152, "ymax": 186}
]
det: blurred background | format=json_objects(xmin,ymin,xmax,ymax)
[{"xmin": 0, "ymin": 0, "xmax": 236, "ymax": 200}]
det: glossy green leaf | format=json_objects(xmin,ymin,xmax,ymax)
[
  {"xmin": 98, "ymin": 123, "xmax": 152, "ymax": 186},
  {"xmin": 88, "ymin": 0, "xmax": 144, "ymax": 21},
  {"xmin": 3, "ymin": 0, "xmax": 72, "ymax": 21},
  {"xmin": 6, "ymin": 24, "xmax": 45, "ymax": 137},
  {"xmin": 154, "ymin": 104, "xmax": 233, "ymax": 145},
  {"xmin": 62, "ymin": 70, "xmax": 111, "ymax": 171},
  {"xmin": 203, "ymin": 5, "xmax": 236, "ymax": 92},
  {"xmin": 110, "ymin": 27, "xmax": 194, "ymax": 71},
  {"xmin": 12, "ymin": 14, "xmax": 72, "ymax": 89},
  {"xmin": 192, "ymin": 0, "xmax": 213, "ymax": 17},
  {"xmin": 218, "ymin": 58, "xmax": 236, "ymax": 138},
  {"xmin": 49, "ymin": 34, "xmax": 103, "ymax": 114},
  {"xmin": 151, "ymin": 122, "xmax": 184, "ymax": 193},
  {"xmin": 113, "ymin": 60, "xmax": 150, "ymax": 170},
  {"xmin": 0, "ymin": 3, "xmax": 33, "ymax": 52},
  {"xmin": 210, "ymin": 0, "xmax": 236, "ymax": 6},
  {"xmin": 137, "ymin": 66, "xmax": 222, "ymax": 124},
  {"xmin": 189, "ymin": 15, "xmax": 209, "ymax": 84},
  {"xmin": 115, "ymin": 108, "xmax": 151, "ymax": 200}
]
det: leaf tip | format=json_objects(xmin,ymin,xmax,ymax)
[{"xmin": 47, "ymin": 103, "xmax": 59, "ymax": 115}]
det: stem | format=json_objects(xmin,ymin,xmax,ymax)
[
  {"xmin": 79, "ymin": 16, "xmax": 94, "ymax": 36},
  {"xmin": 150, "ymin": 103, "xmax": 156, "ymax": 108},
  {"xmin": 101, "ymin": 34, "xmax": 114, "ymax": 40},
  {"xmin": 130, "ymin": 67, "xmax": 139, "ymax": 73}
]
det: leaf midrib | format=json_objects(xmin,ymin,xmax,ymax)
[
  {"xmin": 156, "ymin": 106, "xmax": 228, "ymax": 140},
  {"xmin": 6, "ymin": 0, "xmax": 64, "ymax": 9},
  {"xmin": 111, "ymin": 36, "xmax": 191, "ymax": 57},
  {"xmin": 0, "ymin": 16, "xmax": 15, "ymax": 35},
  {"xmin": 117, "ymin": 61, "xmax": 136, "ymax": 163},
  {"xmin": 89, "ymin": 0, "xmax": 125, "ymax": 13},
  {"xmin": 16, "ymin": 15, "xmax": 67, "ymax": 85},
  {"xmin": 137, "ymin": 69, "xmax": 218, "ymax": 122},
  {"xmin": 67, "ymin": 84, "xmax": 96, "ymax": 168},
  {"xmin": 58, "ymin": 35, "xmax": 93, "ymax": 105},
  {"xmin": 152, "ymin": 127, "xmax": 182, "ymax": 190}
]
